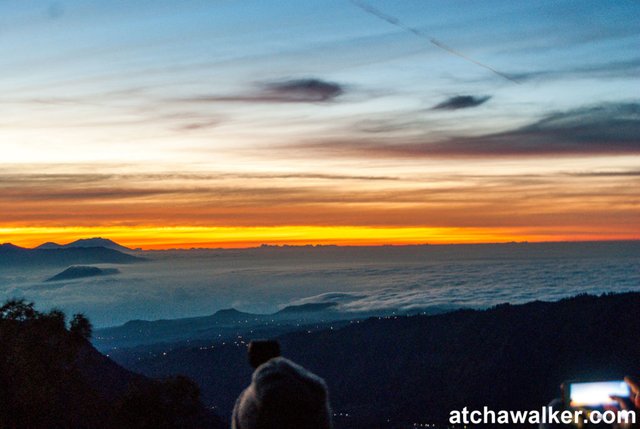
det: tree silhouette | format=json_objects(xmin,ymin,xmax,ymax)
[
  {"xmin": 0, "ymin": 299, "xmax": 37, "ymax": 321},
  {"xmin": 70, "ymin": 313, "xmax": 93, "ymax": 340},
  {"xmin": 0, "ymin": 298, "xmax": 221, "ymax": 428}
]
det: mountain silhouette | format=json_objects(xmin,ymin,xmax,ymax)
[
  {"xmin": 46, "ymin": 266, "xmax": 120, "ymax": 282},
  {"xmin": 95, "ymin": 303, "xmax": 349, "ymax": 350},
  {"xmin": 0, "ymin": 243, "xmax": 144, "ymax": 268},
  {"xmin": 35, "ymin": 237, "xmax": 132, "ymax": 252},
  {"xmin": 35, "ymin": 241, "xmax": 65, "ymax": 249}
]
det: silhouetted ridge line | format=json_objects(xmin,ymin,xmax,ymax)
[
  {"xmin": 0, "ymin": 244, "xmax": 144, "ymax": 268},
  {"xmin": 122, "ymin": 292, "xmax": 640, "ymax": 428},
  {"xmin": 0, "ymin": 300, "xmax": 224, "ymax": 428},
  {"xmin": 35, "ymin": 237, "xmax": 132, "ymax": 252}
]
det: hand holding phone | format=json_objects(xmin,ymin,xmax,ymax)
[{"xmin": 565, "ymin": 380, "xmax": 630, "ymax": 408}]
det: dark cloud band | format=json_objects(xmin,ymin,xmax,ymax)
[
  {"xmin": 433, "ymin": 95, "xmax": 491, "ymax": 110},
  {"xmin": 182, "ymin": 78, "xmax": 345, "ymax": 104},
  {"xmin": 291, "ymin": 102, "xmax": 640, "ymax": 157}
]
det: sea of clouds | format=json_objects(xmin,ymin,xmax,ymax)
[{"xmin": 1, "ymin": 242, "xmax": 638, "ymax": 327}]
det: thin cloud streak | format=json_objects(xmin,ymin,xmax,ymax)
[
  {"xmin": 511, "ymin": 58, "xmax": 640, "ymax": 82},
  {"xmin": 350, "ymin": 0, "xmax": 519, "ymax": 83},
  {"xmin": 0, "ymin": 171, "xmax": 400, "ymax": 186},
  {"xmin": 287, "ymin": 102, "xmax": 640, "ymax": 157},
  {"xmin": 181, "ymin": 78, "xmax": 345, "ymax": 104},
  {"xmin": 565, "ymin": 170, "xmax": 640, "ymax": 177}
]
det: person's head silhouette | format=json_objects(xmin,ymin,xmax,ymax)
[
  {"xmin": 232, "ymin": 356, "xmax": 332, "ymax": 429},
  {"xmin": 247, "ymin": 339, "xmax": 281, "ymax": 369}
]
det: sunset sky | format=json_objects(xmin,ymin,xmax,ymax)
[{"xmin": 1, "ymin": 0, "xmax": 639, "ymax": 249}]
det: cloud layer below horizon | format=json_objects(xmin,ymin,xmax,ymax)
[{"xmin": 2, "ymin": 244, "xmax": 639, "ymax": 326}]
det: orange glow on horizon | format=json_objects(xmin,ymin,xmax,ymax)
[{"xmin": 0, "ymin": 225, "xmax": 636, "ymax": 250}]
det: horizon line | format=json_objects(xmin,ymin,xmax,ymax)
[
  {"xmin": 3, "ymin": 236, "xmax": 639, "ymax": 252},
  {"xmin": 2, "ymin": 224, "xmax": 638, "ymax": 250}
]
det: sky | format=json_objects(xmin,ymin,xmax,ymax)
[{"xmin": 1, "ymin": 0, "xmax": 639, "ymax": 249}]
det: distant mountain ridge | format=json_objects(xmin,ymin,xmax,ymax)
[
  {"xmin": 0, "ymin": 243, "xmax": 144, "ymax": 268},
  {"xmin": 94, "ymin": 302, "xmax": 349, "ymax": 351},
  {"xmin": 35, "ymin": 237, "xmax": 132, "ymax": 252}
]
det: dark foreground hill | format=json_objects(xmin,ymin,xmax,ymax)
[
  {"xmin": 0, "ymin": 243, "xmax": 144, "ymax": 268},
  {"xmin": 0, "ymin": 300, "xmax": 223, "ymax": 429},
  {"xmin": 121, "ymin": 292, "xmax": 640, "ymax": 428}
]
